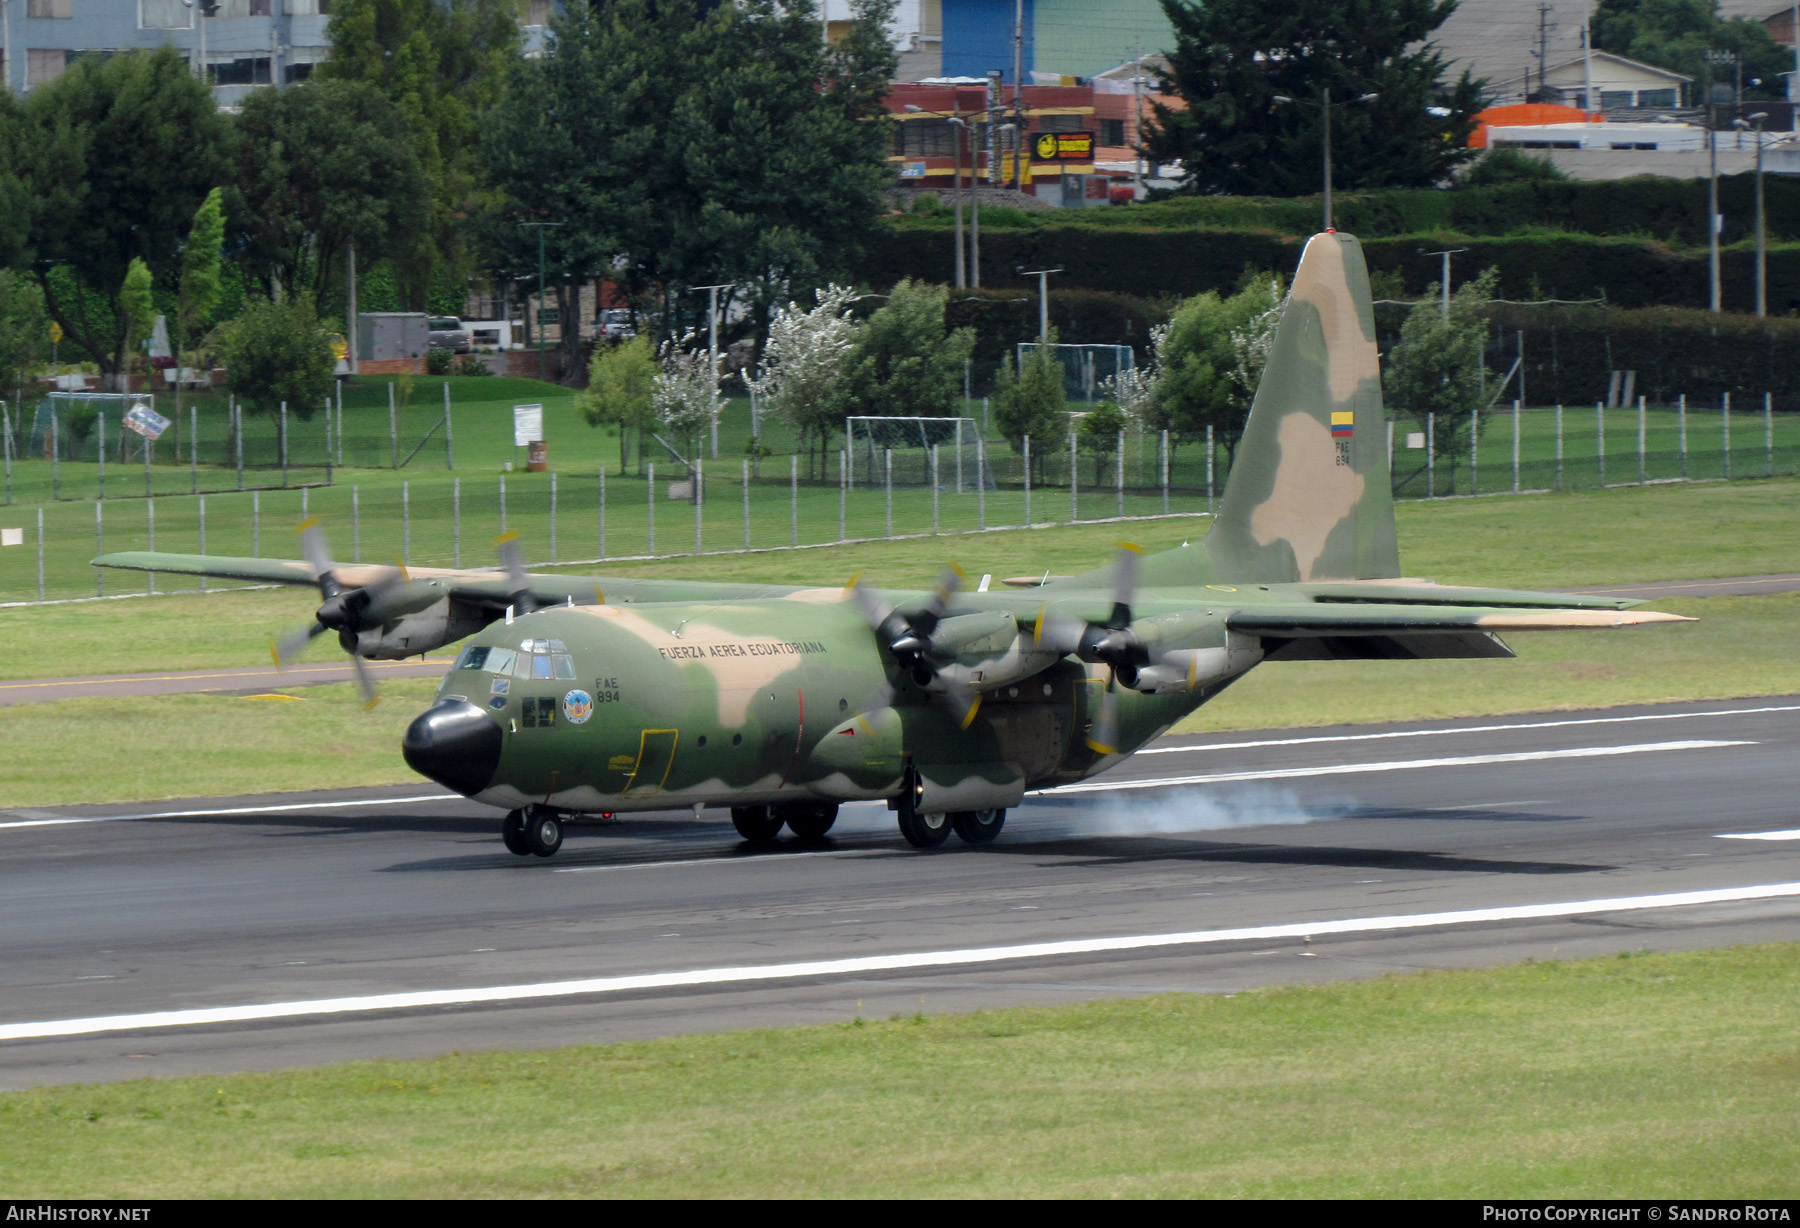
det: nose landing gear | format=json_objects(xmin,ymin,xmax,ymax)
[{"xmin": 502, "ymin": 806, "xmax": 564, "ymax": 858}]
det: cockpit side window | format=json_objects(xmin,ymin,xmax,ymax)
[
  {"xmin": 456, "ymin": 646, "xmax": 490, "ymax": 671},
  {"xmin": 552, "ymin": 653, "xmax": 576, "ymax": 679}
]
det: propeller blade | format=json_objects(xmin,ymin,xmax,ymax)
[
  {"xmin": 1086, "ymin": 670, "xmax": 1120, "ymax": 754},
  {"xmin": 272, "ymin": 621, "xmax": 328, "ymax": 666},
  {"xmin": 497, "ymin": 532, "xmax": 537, "ymax": 615},
  {"xmin": 912, "ymin": 564, "xmax": 966, "ymax": 636},
  {"xmin": 348, "ymin": 649, "xmax": 379, "ymax": 711},
  {"xmin": 1032, "ymin": 608, "xmax": 1088, "ymax": 656},
  {"xmin": 1108, "ymin": 541, "xmax": 1143, "ymax": 628},
  {"xmin": 296, "ymin": 518, "xmax": 340, "ymax": 597},
  {"xmin": 936, "ymin": 675, "xmax": 983, "ymax": 730}
]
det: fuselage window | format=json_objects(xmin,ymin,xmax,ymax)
[
  {"xmin": 457, "ymin": 646, "xmax": 490, "ymax": 671},
  {"xmin": 520, "ymin": 696, "xmax": 556, "ymax": 728},
  {"xmin": 514, "ymin": 652, "xmax": 536, "ymax": 678},
  {"xmin": 484, "ymin": 648, "xmax": 517, "ymax": 676},
  {"xmin": 531, "ymin": 655, "xmax": 555, "ymax": 679},
  {"xmin": 552, "ymin": 653, "xmax": 576, "ymax": 679}
]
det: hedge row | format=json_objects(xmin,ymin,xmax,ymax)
[
  {"xmin": 862, "ymin": 225, "xmax": 1800, "ymax": 313},
  {"xmin": 887, "ymin": 174, "xmax": 1800, "ymax": 247}
]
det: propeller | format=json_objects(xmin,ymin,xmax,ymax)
[
  {"xmin": 496, "ymin": 531, "xmax": 539, "ymax": 616},
  {"xmin": 271, "ymin": 519, "xmax": 406, "ymax": 710},
  {"xmin": 846, "ymin": 565, "xmax": 983, "ymax": 729},
  {"xmin": 1029, "ymin": 543, "xmax": 1167, "ymax": 755}
]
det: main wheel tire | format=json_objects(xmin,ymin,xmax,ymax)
[
  {"xmin": 524, "ymin": 809, "xmax": 563, "ymax": 858},
  {"xmin": 951, "ymin": 808, "xmax": 1006, "ymax": 845},
  {"xmin": 730, "ymin": 805, "xmax": 784, "ymax": 843},
  {"xmin": 782, "ymin": 803, "xmax": 839, "ymax": 840},
  {"xmin": 502, "ymin": 809, "xmax": 530, "ymax": 856},
  {"xmin": 897, "ymin": 807, "xmax": 952, "ymax": 849}
]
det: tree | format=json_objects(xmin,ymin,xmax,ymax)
[
  {"xmin": 118, "ymin": 258, "xmax": 156, "ymax": 381},
  {"xmin": 229, "ymin": 79, "xmax": 430, "ymax": 305},
  {"xmin": 319, "ymin": 0, "xmax": 523, "ymax": 305},
  {"xmin": 650, "ymin": 336, "xmax": 718, "ymax": 466},
  {"xmin": 1145, "ymin": 0, "xmax": 1480, "ymax": 196},
  {"xmin": 578, "ymin": 334, "xmax": 659, "ymax": 474},
  {"xmin": 481, "ymin": 0, "xmax": 898, "ymax": 366},
  {"xmin": 174, "ymin": 189, "xmax": 226, "ymax": 428},
  {"xmin": 0, "ymin": 271, "xmax": 47, "ymax": 398},
  {"xmin": 1078, "ymin": 400, "xmax": 1128, "ymax": 485},
  {"xmin": 1146, "ymin": 274, "xmax": 1287, "ymax": 459},
  {"xmin": 745, "ymin": 284, "xmax": 861, "ymax": 477},
  {"xmin": 220, "ymin": 295, "xmax": 335, "ymax": 420},
  {"xmin": 18, "ymin": 48, "xmax": 231, "ymax": 383},
  {"xmin": 1383, "ymin": 266, "xmax": 1498, "ymax": 485},
  {"xmin": 1459, "ymin": 146, "xmax": 1569, "ymax": 186},
  {"xmin": 1594, "ymin": 0, "xmax": 1793, "ymax": 100},
  {"xmin": 841, "ymin": 279, "xmax": 976, "ymax": 421},
  {"xmin": 992, "ymin": 338, "xmax": 1068, "ymax": 479}
]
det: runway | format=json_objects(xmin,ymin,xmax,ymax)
[{"xmin": 1, "ymin": 695, "xmax": 1797, "ymax": 1089}]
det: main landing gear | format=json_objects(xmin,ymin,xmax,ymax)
[
  {"xmin": 894, "ymin": 776, "xmax": 1006, "ymax": 849},
  {"xmin": 502, "ymin": 806, "xmax": 564, "ymax": 858},
  {"xmin": 730, "ymin": 803, "xmax": 840, "ymax": 844}
]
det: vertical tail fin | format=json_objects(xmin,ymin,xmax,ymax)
[{"xmin": 1205, "ymin": 232, "xmax": 1399, "ymax": 583}]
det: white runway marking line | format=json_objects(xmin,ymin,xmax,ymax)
[
  {"xmin": 1716, "ymin": 829, "xmax": 1800, "ymax": 841},
  {"xmin": 1, "ymin": 881, "xmax": 1796, "ymax": 1043},
  {"xmin": 1140, "ymin": 703, "xmax": 1800, "ymax": 756},
  {"xmin": 552, "ymin": 848, "xmax": 889, "ymax": 874},
  {"xmin": 1043, "ymin": 740, "xmax": 1752, "ymax": 795},
  {"xmin": 0, "ymin": 793, "xmax": 457, "ymax": 831}
]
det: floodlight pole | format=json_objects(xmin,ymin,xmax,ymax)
[
  {"xmin": 689, "ymin": 282, "xmax": 736, "ymax": 463},
  {"xmin": 520, "ymin": 220, "xmax": 563, "ymax": 381},
  {"xmin": 1020, "ymin": 266, "xmax": 1062, "ymax": 338},
  {"xmin": 1422, "ymin": 248, "xmax": 1468, "ymax": 319}
]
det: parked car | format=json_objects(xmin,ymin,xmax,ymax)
[
  {"xmin": 428, "ymin": 317, "xmax": 471, "ymax": 353},
  {"xmin": 596, "ymin": 308, "xmax": 636, "ymax": 341}
]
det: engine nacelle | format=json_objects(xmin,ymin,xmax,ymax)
[{"xmin": 351, "ymin": 596, "xmax": 494, "ymax": 660}]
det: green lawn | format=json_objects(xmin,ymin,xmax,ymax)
[{"xmin": 2, "ymin": 945, "xmax": 1794, "ymax": 1197}]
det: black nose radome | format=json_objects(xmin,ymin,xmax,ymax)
[{"xmin": 403, "ymin": 700, "xmax": 502, "ymax": 796}]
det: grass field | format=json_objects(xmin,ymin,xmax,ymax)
[{"xmin": 2, "ymin": 945, "xmax": 1793, "ymax": 1197}]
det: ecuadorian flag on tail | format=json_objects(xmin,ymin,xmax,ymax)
[{"xmin": 1330, "ymin": 411, "xmax": 1355, "ymax": 439}]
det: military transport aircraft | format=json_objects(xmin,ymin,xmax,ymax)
[{"xmin": 95, "ymin": 232, "xmax": 1690, "ymax": 859}]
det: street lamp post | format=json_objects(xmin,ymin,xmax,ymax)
[
  {"xmin": 904, "ymin": 104, "xmax": 974, "ymax": 289},
  {"xmin": 519, "ymin": 220, "xmax": 562, "ymax": 382},
  {"xmin": 181, "ymin": 1, "xmax": 218, "ymax": 87},
  {"xmin": 1738, "ymin": 113, "xmax": 1771, "ymax": 317},
  {"xmin": 1273, "ymin": 88, "xmax": 1379, "ymax": 231},
  {"xmin": 1020, "ymin": 266, "xmax": 1062, "ymax": 339}
]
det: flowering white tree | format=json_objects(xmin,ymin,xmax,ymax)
[
  {"xmin": 1100, "ymin": 322, "xmax": 1168, "ymax": 427},
  {"xmin": 1227, "ymin": 275, "xmax": 1285, "ymax": 404},
  {"xmin": 745, "ymin": 283, "xmax": 861, "ymax": 476},
  {"xmin": 651, "ymin": 334, "xmax": 718, "ymax": 460}
]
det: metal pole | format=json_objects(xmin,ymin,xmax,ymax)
[
  {"xmin": 692, "ymin": 461, "xmax": 701, "ymax": 554},
  {"xmin": 453, "ymin": 476, "xmax": 461, "ymax": 568},
  {"xmin": 1709, "ymin": 125, "xmax": 1721, "ymax": 313},
  {"xmin": 334, "ymin": 380, "xmax": 343, "ymax": 467},
  {"xmin": 551, "ymin": 470, "xmax": 559, "ymax": 562},
  {"xmin": 1766, "ymin": 391, "xmax": 1774, "ymax": 477},
  {"xmin": 791, "ymin": 454, "xmax": 799, "ymax": 547},
  {"xmin": 233, "ymin": 397, "xmax": 243, "ymax": 490},
  {"xmin": 95, "ymin": 500, "xmax": 103, "ymax": 596},
  {"xmin": 1512, "ymin": 400, "xmax": 1521, "ymax": 493},
  {"xmin": 387, "ymin": 381, "xmax": 397, "ymax": 469},
  {"xmin": 352, "ymin": 485, "xmax": 359, "ymax": 561},
  {"xmin": 1679, "ymin": 394, "xmax": 1688, "ymax": 478},
  {"xmin": 647, "ymin": 461, "xmax": 655, "ymax": 555},
  {"xmin": 1555, "ymin": 404, "xmax": 1564, "ymax": 491},
  {"xmin": 882, "ymin": 448, "xmax": 891, "ymax": 538},
  {"xmin": 323, "ymin": 396, "xmax": 332, "ymax": 487},
  {"xmin": 1723, "ymin": 392, "xmax": 1732, "ymax": 480},
  {"xmin": 976, "ymin": 437, "xmax": 986, "ymax": 530},
  {"xmin": 1638, "ymin": 396, "xmax": 1647, "ymax": 484},
  {"xmin": 51, "ymin": 407, "xmax": 59, "ymax": 500},
  {"xmin": 96, "ymin": 412, "xmax": 104, "ymax": 500},
  {"xmin": 499, "ymin": 473, "xmax": 507, "ymax": 534},
  {"xmin": 742, "ymin": 458, "xmax": 750, "ymax": 549},
  {"xmin": 955, "ymin": 419, "xmax": 963, "ymax": 494},
  {"xmin": 1205, "ymin": 425, "xmax": 1214, "ymax": 514},
  {"xmin": 931, "ymin": 444, "xmax": 940, "ymax": 533},
  {"xmin": 143, "ymin": 423, "xmax": 151, "ymax": 499},
  {"xmin": 252, "ymin": 489, "xmax": 260, "ymax": 556},
  {"xmin": 1596, "ymin": 402, "xmax": 1605, "ymax": 487},
  {"xmin": 838, "ymin": 450, "xmax": 847, "ymax": 542},
  {"xmin": 1322, "ymin": 85, "xmax": 1332, "ymax": 231},
  {"xmin": 1469, "ymin": 409, "xmax": 1478, "ymax": 495},
  {"xmin": 1160, "ymin": 429, "xmax": 1169, "ymax": 514},
  {"xmin": 1116, "ymin": 428, "xmax": 1125, "ymax": 517},
  {"xmin": 146, "ymin": 498, "xmax": 155, "ymax": 594},
  {"xmin": 1426, "ymin": 412, "xmax": 1436, "ymax": 497},
  {"xmin": 599, "ymin": 470, "xmax": 606, "ymax": 559},
  {"xmin": 280, "ymin": 402, "xmax": 288, "ymax": 488},
  {"xmin": 198, "ymin": 495, "xmax": 206, "ymax": 592},
  {"xmin": 1024, "ymin": 435, "xmax": 1032, "ymax": 524},
  {"xmin": 35, "ymin": 507, "xmax": 43, "ymax": 602},
  {"xmin": 2, "ymin": 401, "xmax": 12, "ymax": 505},
  {"xmin": 1757, "ymin": 126, "xmax": 1768, "ymax": 318},
  {"xmin": 1069, "ymin": 430, "xmax": 1078, "ymax": 521},
  {"xmin": 444, "ymin": 381, "xmax": 454, "ymax": 470},
  {"xmin": 189, "ymin": 404, "xmax": 197, "ymax": 494}
]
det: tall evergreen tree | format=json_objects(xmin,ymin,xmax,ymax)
[{"xmin": 1144, "ymin": 0, "xmax": 1480, "ymax": 197}]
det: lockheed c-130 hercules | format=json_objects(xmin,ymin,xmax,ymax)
[{"xmin": 95, "ymin": 232, "xmax": 1690, "ymax": 859}]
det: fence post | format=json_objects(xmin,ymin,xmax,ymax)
[
  {"xmin": 401, "ymin": 481, "xmax": 409, "ymax": 564},
  {"xmin": 146, "ymin": 498, "xmax": 155, "ymax": 594},
  {"xmin": 692, "ymin": 461, "xmax": 701, "ymax": 555},
  {"xmin": 351, "ymin": 486, "xmax": 360, "ymax": 562},
  {"xmin": 550, "ymin": 470, "xmax": 559, "ymax": 563},
  {"xmin": 1386, "ymin": 418, "xmax": 1394, "ymax": 474},
  {"xmin": 452, "ymin": 477, "xmax": 461, "ymax": 568},
  {"xmin": 443, "ymin": 382, "xmax": 454, "ymax": 471},
  {"xmin": 499, "ymin": 473, "xmax": 507, "ymax": 534},
  {"xmin": 1512, "ymin": 400, "xmax": 1521, "ymax": 493},
  {"xmin": 742, "ymin": 458, "xmax": 750, "ymax": 549},
  {"xmin": 931, "ymin": 444, "xmax": 940, "ymax": 534},
  {"xmin": 1596, "ymin": 402, "xmax": 1605, "ymax": 487},
  {"xmin": 198, "ymin": 495, "xmax": 206, "ymax": 593},
  {"xmin": 51, "ymin": 407, "xmax": 59, "ymax": 501},
  {"xmin": 1023, "ymin": 435, "xmax": 1032, "ymax": 524},
  {"xmin": 976, "ymin": 437, "xmax": 986, "ymax": 530},
  {"xmin": 1160, "ymin": 429, "xmax": 1169, "ymax": 515},
  {"xmin": 335, "ymin": 379, "xmax": 343, "ymax": 468},
  {"xmin": 1116, "ymin": 428, "xmax": 1125, "ymax": 517},
  {"xmin": 233, "ymin": 397, "xmax": 243, "ymax": 491},
  {"xmin": 1069, "ymin": 430, "xmax": 1078, "ymax": 522},
  {"xmin": 96, "ymin": 412, "xmax": 104, "ymax": 501},
  {"xmin": 599, "ymin": 470, "xmax": 607, "ymax": 559},
  {"xmin": 1469, "ymin": 409, "xmax": 1478, "ymax": 496},
  {"xmin": 1554, "ymin": 405, "xmax": 1564, "ymax": 492},
  {"xmin": 881, "ymin": 448, "xmax": 890, "ymax": 539},
  {"xmin": 791, "ymin": 454, "xmax": 799, "ymax": 547},
  {"xmin": 955, "ymin": 419, "xmax": 963, "ymax": 494},
  {"xmin": 1723, "ymin": 392, "xmax": 1732, "ymax": 481},
  {"xmin": 647, "ymin": 462, "xmax": 655, "ymax": 556},
  {"xmin": 302, "ymin": 487, "xmax": 308, "ymax": 521},
  {"xmin": 190, "ymin": 405, "xmax": 198, "ymax": 495},
  {"xmin": 1766, "ymin": 392, "xmax": 1774, "ymax": 478},
  {"xmin": 838, "ymin": 450, "xmax": 847, "ymax": 542},
  {"xmin": 35, "ymin": 507, "xmax": 43, "ymax": 602},
  {"xmin": 1205, "ymin": 425, "xmax": 1214, "ymax": 515},
  {"xmin": 1678, "ymin": 394, "xmax": 1688, "ymax": 479},
  {"xmin": 3, "ymin": 402, "xmax": 12, "ymax": 506},
  {"xmin": 1637, "ymin": 396, "xmax": 1647, "ymax": 485},
  {"xmin": 94, "ymin": 500, "xmax": 103, "ymax": 596},
  {"xmin": 388, "ymin": 381, "xmax": 397, "ymax": 469},
  {"xmin": 252, "ymin": 489, "xmax": 260, "ymax": 557},
  {"xmin": 1426, "ymin": 412, "xmax": 1436, "ymax": 497},
  {"xmin": 323, "ymin": 396, "xmax": 332, "ymax": 487},
  {"xmin": 280, "ymin": 402, "xmax": 289, "ymax": 489}
]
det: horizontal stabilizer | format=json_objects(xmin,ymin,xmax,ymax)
[{"xmin": 1229, "ymin": 603, "xmax": 1694, "ymax": 636}]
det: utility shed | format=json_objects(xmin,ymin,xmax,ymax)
[{"xmin": 357, "ymin": 313, "xmax": 428, "ymax": 363}]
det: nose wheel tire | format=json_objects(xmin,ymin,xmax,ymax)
[
  {"xmin": 731, "ymin": 805, "xmax": 784, "ymax": 843},
  {"xmin": 502, "ymin": 809, "xmax": 530, "ymax": 856},
  {"xmin": 782, "ymin": 803, "xmax": 839, "ymax": 840},
  {"xmin": 524, "ymin": 807, "xmax": 563, "ymax": 858},
  {"xmin": 951, "ymin": 808, "xmax": 1006, "ymax": 845},
  {"xmin": 897, "ymin": 807, "xmax": 952, "ymax": 849}
]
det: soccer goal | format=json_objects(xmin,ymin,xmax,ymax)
[
  {"xmin": 1013, "ymin": 342, "xmax": 1136, "ymax": 404},
  {"xmin": 844, "ymin": 415, "xmax": 984, "ymax": 490},
  {"xmin": 30, "ymin": 391, "xmax": 158, "ymax": 462}
]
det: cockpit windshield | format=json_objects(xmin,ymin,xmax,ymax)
[{"xmin": 455, "ymin": 640, "xmax": 572, "ymax": 678}]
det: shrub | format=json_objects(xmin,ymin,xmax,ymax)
[{"xmin": 425, "ymin": 346, "xmax": 453, "ymax": 375}]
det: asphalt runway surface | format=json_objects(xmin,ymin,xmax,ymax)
[{"xmin": 2, "ymin": 695, "xmax": 1798, "ymax": 1090}]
